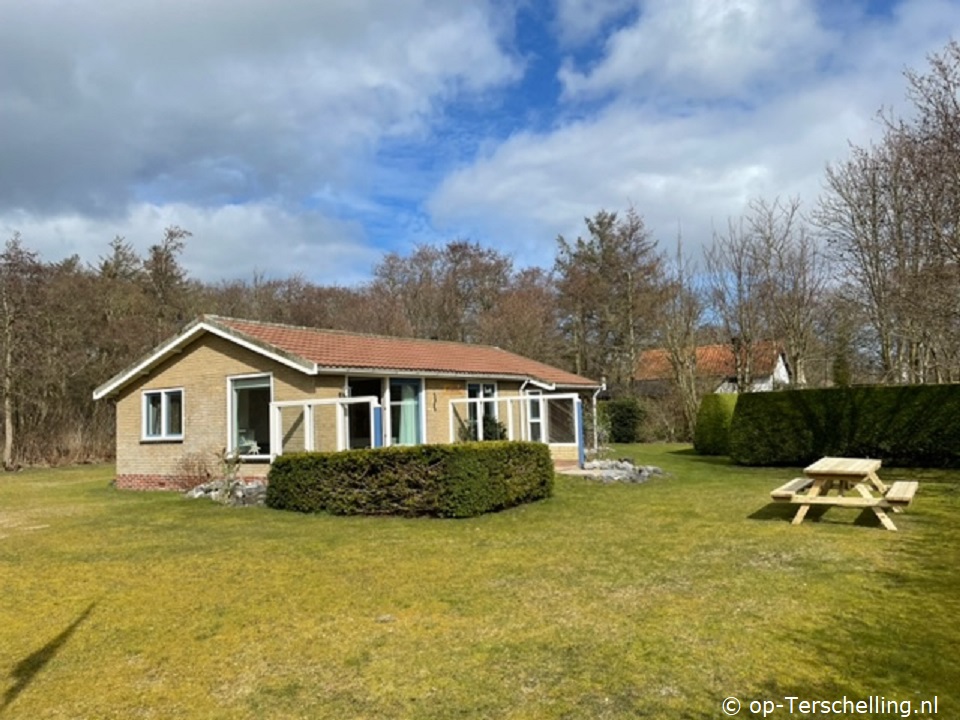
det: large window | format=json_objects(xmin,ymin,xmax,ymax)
[
  {"xmin": 142, "ymin": 389, "xmax": 183, "ymax": 441},
  {"xmin": 465, "ymin": 382, "xmax": 497, "ymax": 441},
  {"xmin": 230, "ymin": 375, "xmax": 271, "ymax": 457},
  {"xmin": 547, "ymin": 397, "xmax": 577, "ymax": 444},
  {"xmin": 389, "ymin": 378, "xmax": 422, "ymax": 445}
]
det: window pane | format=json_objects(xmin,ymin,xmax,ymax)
[
  {"xmin": 390, "ymin": 379, "xmax": 421, "ymax": 445},
  {"xmin": 233, "ymin": 377, "xmax": 271, "ymax": 455},
  {"xmin": 547, "ymin": 398, "xmax": 576, "ymax": 444},
  {"xmin": 145, "ymin": 393, "xmax": 162, "ymax": 437},
  {"xmin": 166, "ymin": 391, "xmax": 183, "ymax": 436}
]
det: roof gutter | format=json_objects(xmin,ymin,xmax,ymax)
[{"xmin": 591, "ymin": 379, "xmax": 607, "ymax": 455}]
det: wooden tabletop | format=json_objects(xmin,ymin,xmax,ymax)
[{"xmin": 804, "ymin": 457, "xmax": 881, "ymax": 476}]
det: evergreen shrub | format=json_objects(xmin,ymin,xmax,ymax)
[
  {"xmin": 728, "ymin": 384, "xmax": 960, "ymax": 467},
  {"xmin": 693, "ymin": 394, "xmax": 738, "ymax": 455},
  {"xmin": 602, "ymin": 398, "xmax": 645, "ymax": 443},
  {"xmin": 266, "ymin": 441, "xmax": 554, "ymax": 518}
]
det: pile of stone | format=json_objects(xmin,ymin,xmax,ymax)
[
  {"xmin": 185, "ymin": 479, "xmax": 267, "ymax": 507},
  {"xmin": 581, "ymin": 459, "xmax": 665, "ymax": 484}
]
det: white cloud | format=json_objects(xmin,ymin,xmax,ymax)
[
  {"xmin": 553, "ymin": 0, "xmax": 636, "ymax": 46},
  {"xmin": 0, "ymin": 0, "xmax": 524, "ymax": 284},
  {"xmin": 0, "ymin": 0, "xmax": 519, "ymax": 214},
  {"xmin": 430, "ymin": 0, "xmax": 960, "ymax": 268},
  {"xmin": 559, "ymin": 0, "xmax": 829, "ymax": 100},
  {"xmin": 0, "ymin": 202, "xmax": 380, "ymax": 285}
]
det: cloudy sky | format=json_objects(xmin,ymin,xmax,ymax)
[{"xmin": 2, "ymin": 0, "xmax": 958, "ymax": 284}]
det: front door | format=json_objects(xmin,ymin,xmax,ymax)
[{"xmin": 346, "ymin": 378, "xmax": 383, "ymax": 449}]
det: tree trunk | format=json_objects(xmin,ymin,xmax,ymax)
[{"xmin": 3, "ymin": 308, "xmax": 13, "ymax": 470}]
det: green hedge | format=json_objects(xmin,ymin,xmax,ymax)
[
  {"xmin": 693, "ymin": 394, "xmax": 738, "ymax": 455},
  {"xmin": 266, "ymin": 441, "xmax": 554, "ymax": 518},
  {"xmin": 729, "ymin": 384, "xmax": 960, "ymax": 467},
  {"xmin": 601, "ymin": 398, "xmax": 645, "ymax": 443}
]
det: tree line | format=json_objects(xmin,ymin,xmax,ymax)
[{"xmin": 4, "ymin": 41, "xmax": 960, "ymax": 466}]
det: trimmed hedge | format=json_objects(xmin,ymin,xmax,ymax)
[
  {"xmin": 266, "ymin": 441, "xmax": 554, "ymax": 518},
  {"xmin": 729, "ymin": 384, "xmax": 960, "ymax": 467},
  {"xmin": 693, "ymin": 394, "xmax": 738, "ymax": 456}
]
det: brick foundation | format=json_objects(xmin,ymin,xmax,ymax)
[{"xmin": 115, "ymin": 474, "xmax": 266, "ymax": 491}]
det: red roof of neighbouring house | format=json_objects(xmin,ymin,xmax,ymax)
[
  {"xmin": 93, "ymin": 315, "xmax": 599, "ymax": 399},
  {"xmin": 634, "ymin": 342, "xmax": 784, "ymax": 382}
]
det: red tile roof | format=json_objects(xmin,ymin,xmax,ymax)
[
  {"xmin": 635, "ymin": 342, "xmax": 783, "ymax": 381},
  {"xmin": 211, "ymin": 316, "xmax": 598, "ymax": 388}
]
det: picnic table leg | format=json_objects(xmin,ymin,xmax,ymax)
[
  {"xmin": 854, "ymin": 483, "xmax": 897, "ymax": 531},
  {"xmin": 791, "ymin": 481, "xmax": 823, "ymax": 525},
  {"xmin": 866, "ymin": 470, "xmax": 889, "ymax": 493},
  {"xmin": 865, "ymin": 471, "xmax": 901, "ymax": 513}
]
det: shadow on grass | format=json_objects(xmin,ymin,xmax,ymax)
[
  {"xmin": 667, "ymin": 448, "xmax": 730, "ymax": 463},
  {"xmin": 748, "ymin": 502, "xmax": 891, "ymax": 529},
  {"xmin": 748, "ymin": 503, "xmax": 825, "ymax": 523},
  {"xmin": 1, "ymin": 602, "xmax": 97, "ymax": 715}
]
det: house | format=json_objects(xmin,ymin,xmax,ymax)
[
  {"xmin": 634, "ymin": 341, "xmax": 791, "ymax": 395},
  {"xmin": 93, "ymin": 315, "xmax": 601, "ymax": 490}
]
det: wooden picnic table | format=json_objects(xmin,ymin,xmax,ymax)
[{"xmin": 770, "ymin": 457, "xmax": 918, "ymax": 531}]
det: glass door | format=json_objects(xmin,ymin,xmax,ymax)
[{"xmin": 389, "ymin": 378, "xmax": 422, "ymax": 445}]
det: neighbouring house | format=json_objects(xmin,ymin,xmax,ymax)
[
  {"xmin": 634, "ymin": 341, "xmax": 791, "ymax": 395},
  {"xmin": 93, "ymin": 315, "xmax": 601, "ymax": 490}
]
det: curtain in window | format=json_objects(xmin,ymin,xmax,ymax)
[
  {"xmin": 146, "ymin": 394, "xmax": 162, "ymax": 436},
  {"xmin": 389, "ymin": 379, "xmax": 421, "ymax": 445},
  {"xmin": 167, "ymin": 391, "xmax": 183, "ymax": 435},
  {"xmin": 400, "ymin": 383, "xmax": 417, "ymax": 445}
]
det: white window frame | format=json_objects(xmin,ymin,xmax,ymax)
[
  {"xmin": 385, "ymin": 377, "xmax": 425, "ymax": 446},
  {"xmin": 525, "ymin": 389, "xmax": 544, "ymax": 443},
  {"xmin": 141, "ymin": 387, "xmax": 185, "ymax": 442},
  {"xmin": 467, "ymin": 382, "xmax": 498, "ymax": 415},
  {"xmin": 226, "ymin": 373, "xmax": 274, "ymax": 460},
  {"xmin": 464, "ymin": 381, "xmax": 498, "ymax": 441}
]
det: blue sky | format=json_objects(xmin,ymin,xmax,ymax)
[{"xmin": 1, "ymin": 0, "xmax": 958, "ymax": 285}]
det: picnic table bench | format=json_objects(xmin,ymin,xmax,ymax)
[{"xmin": 770, "ymin": 457, "xmax": 918, "ymax": 531}]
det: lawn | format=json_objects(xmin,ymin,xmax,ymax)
[{"xmin": 1, "ymin": 445, "xmax": 957, "ymax": 719}]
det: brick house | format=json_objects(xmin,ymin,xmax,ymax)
[
  {"xmin": 635, "ymin": 341, "xmax": 791, "ymax": 395},
  {"xmin": 94, "ymin": 315, "xmax": 601, "ymax": 490}
]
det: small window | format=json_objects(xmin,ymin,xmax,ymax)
[{"xmin": 142, "ymin": 389, "xmax": 184, "ymax": 441}]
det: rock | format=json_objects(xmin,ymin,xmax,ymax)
[
  {"xmin": 184, "ymin": 479, "xmax": 267, "ymax": 507},
  {"xmin": 578, "ymin": 459, "xmax": 665, "ymax": 484}
]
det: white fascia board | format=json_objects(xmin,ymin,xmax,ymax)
[
  {"xmin": 93, "ymin": 323, "xmax": 209, "ymax": 400},
  {"xmin": 525, "ymin": 378, "xmax": 557, "ymax": 391},
  {"xmin": 325, "ymin": 367, "xmax": 598, "ymax": 389},
  {"xmin": 92, "ymin": 322, "xmax": 317, "ymax": 400},
  {"xmin": 201, "ymin": 324, "xmax": 317, "ymax": 375}
]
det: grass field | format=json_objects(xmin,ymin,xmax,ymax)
[{"xmin": 1, "ymin": 445, "xmax": 958, "ymax": 719}]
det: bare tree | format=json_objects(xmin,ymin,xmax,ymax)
[
  {"xmin": 748, "ymin": 197, "xmax": 824, "ymax": 387},
  {"xmin": 0, "ymin": 234, "xmax": 42, "ymax": 469},
  {"xmin": 817, "ymin": 42, "xmax": 960, "ymax": 384},
  {"xmin": 660, "ymin": 233, "xmax": 704, "ymax": 436},
  {"xmin": 706, "ymin": 215, "xmax": 768, "ymax": 392},
  {"xmin": 371, "ymin": 240, "xmax": 512, "ymax": 343}
]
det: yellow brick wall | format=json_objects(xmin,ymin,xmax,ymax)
[
  {"xmin": 424, "ymin": 378, "xmax": 462, "ymax": 444},
  {"xmin": 115, "ymin": 333, "xmax": 338, "ymax": 483},
  {"xmin": 422, "ymin": 379, "xmax": 528, "ymax": 444},
  {"xmin": 548, "ymin": 444, "xmax": 581, "ymax": 462},
  {"xmin": 113, "ymin": 333, "xmax": 585, "ymax": 487}
]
